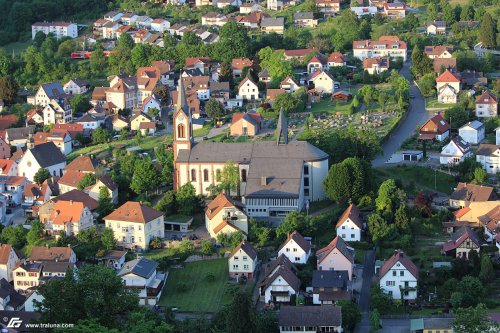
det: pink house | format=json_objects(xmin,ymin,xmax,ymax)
[{"xmin": 316, "ymin": 236, "xmax": 354, "ymax": 280}]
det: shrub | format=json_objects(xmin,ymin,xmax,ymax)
[{"xmin": 205, "ymin": 272, "xmax": 215, "ymax": 282}]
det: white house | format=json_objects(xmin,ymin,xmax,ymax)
[
  {"xmin": 31, "ymin": 82, "xmax": 65, "ymax": 107},
  {"xmin": 150, "ymin": 18, "xmax": 170, "ymax": 32},
  {"xmin": 353, "ymin": 36, "xmax": 408, "ymax": 62},
  {"xmin": 228, "ymin": 241, "xmax": 257, "ymax": 280},
  {"xmin": 260, "ymin": 255, "xmax": 300, "ymax": 304},
  {"xmin": 475, "ymin": 90, "xmax": 498, "ymax": 118},
  {"xmin": 307, "ymin": 70, "xmax": 335, "ymax": 94},
  {"xmin": 43, "ymin": 98, "xmax": 72, "ymax": 125},
  {"xmin": 118, "ymin": 257, "xmax": 165, "ymax": 306},
  {"xmin": 311, "ymin": 270, "xmax": 350, "ymax": 305},
  {"xmin": 32, "ymin": 22, "xmax": 77, "ymax": 40},
  {"xmin": 205, "ymin": 193, "xmax": 248, "ymax": 239},
  {"xmin": 75, "ymin": 113, "xmax": 101, "ymax": 130},
  {"xmin": 0, "ymin": 244, "xmax": 21, "ymax": 283},
  {"xmin": 98, "ymin": 250, "xmax": 127, "ymax": 271},
  {"xmin": 0, "ymin": 176, "xmax": 27, "ymax": 207},
  {"xmin": 351, "ymin": 6, "xmax": 377, "ymax": 18},
  {"xmin": 427, "ymin": 21, "xmax": 446, "ymax": 35},
  {"xmin": 336, "ymin": 204, "xmax": 363, "ymax": 242},
  {"xmin": 436, "ymin": 70, "xmax": 460, "ymax": 104},
  {"xmin": 63, "ymin": 79, "xmax": 89, "ymax": 95},
  {"xmin": 17, "ymin": 142, "xmax": 67, "ymax": 182},
  {"xmin": 458, "ymin": 121, "xmax": 485, "ymax": 145},
  {"xmin": 277, "ymin": 231, "xmax": 311, "ymax": 264},
  {"xmin": 440, "ymin": 136, "xmax": 472, "ymax": 165},
  {"xmin": 496, "ymin": 127, "xmax": 500, "ymax": 145},
  {"xmin": 379, "ymin": 250, "xmax": 418, "ymax": 301},
  {"xmin": 141, "ymin": 96, "xmax": 162, "ymax": 118},
  {"xmin": 237, "ymin": 77, "xmax": 259, "ymax": 100},
  {"xmin": 316, "ymin": 236, "xmax": 354, "ymax": 280},
  {"xmin": 476, "ymin": 144, "xmax": 500, "ymax": 175}
]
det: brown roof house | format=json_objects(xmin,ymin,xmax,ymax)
[
  {"xmin": 88, "ymin": 175, "xmax": 118, "ymax": 204},
  {"xmin": 336, "ymin": 204, "xmax": 363, "ymax": 242},
  {"xmin": 64, "ymin": 155, "xmax": 97, "ymax": 174},
  {"xmin": 278, "ymin": 306, "xmax": 342, "ymax": 332},
  {"xmin": 278, "ymin": 230, "xmax": 311, "ymax": 264},
  {"xmin": 230, "ymin": 112, "xmax": 263, "ymax": 137},
  {"xmin": 436, "ymin": 69, "xmax": 461, "ymax": 104},
  {"xmin": 379, "ymin": 250, "xmax": 418, "ymax": 301},
  {"xmin": 311, "ymin": 270, "xmax": 351, "ymax": 305},
  {"xmin": 475, "ymin": 90, "xmax": 498, "ymax": 118},
  {"xmin": 419, "ymin": 114, "xmax": 450, "ymax": 142},
  {"xmin": 205, "ymin": 193, "xmax": 248, "ymax": 239},
  {"xmin": 29, "ymin": 245, "xmax": 77, "ymax": 263},
  {"xmin": 259, "ymin": 254, "xmax": 301, "ymax": 304},
  {"xmin": 104, "ymin": 201, "xmax": 164, "ymax": 250},
  {"xmin": 231, "ymin": 58, "xmax": 253, "ymax": 78},
  {"xmin": 0, "ymin": 244, "xmax": 22, "ymax": 283},
  {"xmin": 450, "ymin": 183, "xmax": 498, "ymax": 209},
  {"xmin": 442, "ymin": 226, "xmax": 482, "ymax": 259},
  {"xmin": 228, "ymin": 240, "xmax": 257, "ymax": 280},
  {"xmin": 317, "ymin": 236, "xmax": 354, "ymax": 280}
]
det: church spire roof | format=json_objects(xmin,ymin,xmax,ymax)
[
  {"xmin": 276, "ymin": 109, "xmax": 288, "ymax": 145},
  {"xmin": 176, "ymin": 76, "xmax": 190, "ymax": 117}
]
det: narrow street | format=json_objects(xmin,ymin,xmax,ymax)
[
  {"xmin": 354, "ymin": 249, "xmax": 376, "ymax": 333},
  {"xmin": 372, "ymin": 61, "xmax": 431, "ymax": 167}
]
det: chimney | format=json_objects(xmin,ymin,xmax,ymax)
[
  {"xmin": 70, "ymin": 200, "xmax": 73, "ymax": 205},
  {"xmin": 260, "ymin": 176, "xmax": 267, "ymax": 186}
]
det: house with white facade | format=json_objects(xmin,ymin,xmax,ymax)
[
  {"xmin": 278, "ymin": 231, "xmax": 311, "ymax": 264},
  {"xmin": 336, "ymin": 204, "xmax": 363, "ymax": 242},
  {"xmin": 316, "ymin": 236, "xmax": 354, "ymax": 280},
  {"xmin": 205, "ymin": 193, "xmax": 248, "ymax": 239},
  {"xmin": 30, "ymin": 82, "xmax": 65, "ymax": 107},
  {"xmin": 13, "ymin": 263, "xmax": 42, "ymax": 292},
  {"xmin": 98, "ymin": 250, "xmax": 127, "ymax": 271},
  {"xmin": 442, "ymin": 226, "xmax": 482, "ymax": 259},
  {"xmin": 43, "ymin": 98, "xmax": 72, "ymax": 125},
  {"xmin": 436, "ymin": 70, "xmax": 460, "ymax": 104},
  {"xmin": 229, "ymin": 240, "xmax": 257, "ymax": 280},
  {"xmin": 278, "ymin": 306, "xmax": 343, "ymax": 333},
  {"xmin": 476, "ymin": 144, "xmax": 500, "ymax": 175},
  {"xmin": 353, "ymin": 36, "xmax": 407, "ymax": 61},
  {"xmin": 18, "ymin": 142, "xmax": 67, "ymax": 181},
  {"xmin": 63, "ymin": 79, "xmax": 89, "ymax": 95},
  {"xmin": 150, "ymin": 18, "xmax": 170, "ymax": 32},
  {"xmin": 280, "ymin": 76, "xmax": 301, "ymax": 93},
  {"xmin": 259, "ymin": 255, "xmax": 300, "ymax": 304},
  {"xmin": 427, "ymin": 21, "xmax": 447, "ymax": 35},
  {"xmin": 0, "ymin": 244, "xmax": 21, "ymax": 283},
  {"xmin": 0, "ymin": 176, "xmax": 27, "ymax": 207},
  {"xmin": 351, "ymin": 6, "xmax": 378, "ymax": 18},
  {"xmin": 307, "ymin": 70, "xmax": 335, "ymax": 94},
  {"xmin": 32, "ymin": 22, "xmax": 77, "ymax": 40},
  {"xmin": 440, "ymin": 136, "xmax": 472, "ymax": 165},
  {"xmin": 46, "ymin": 200, "xmax": 93, "ymax": 236},
  {"xmin": 475, "ymin": 90, "xmax": 498, "ymax": 118},
  {"xmin": 237, "ymin": 77, "xmax": 259, "ymax": 100},
  {"xmin": 363, "ymin": 57, "xmax": 390, "ymax": 75},
  {"xmin": 379, "ymin": 250, "xmax": 418, "ymax": 301},
  {"xmin": 104, "ymin": 201, "xmax": 164, "ymax": 251},
  {"xmin": 118, "ymin": 257, "xmax": 165, "ymax": 306},
  {"xmin": 311, "ymin": 270, "xmax": 350, "ymax": 305},
  {"xmin": 458, "ymin": 121, "xmax": 485, "ymax": 145},
  {"xmin": 419, "ymin": 114, "xmax": 450, "ymax": 142}
]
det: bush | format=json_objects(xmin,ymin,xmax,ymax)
[
  {"xmin": 205, "ymin": 272, "xmax": 215, "ymax": 282},
  {"xmin": 149, "ymin": 237, "xmax": 162, "ymax": 250}
]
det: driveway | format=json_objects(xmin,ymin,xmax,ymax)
[
  {"xmin": 372, "ymin": 61, "xmax": 431, "ymax": 167},
  {"xmin": 379, "ymin": 318, "xmax": 411, "ymax": 333}
]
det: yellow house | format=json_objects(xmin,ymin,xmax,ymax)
[
  {"xmin": 410, "ymin": 318, "xmax": 453, "ymax": 333},
  {"xmin": 112, "ymin": 115, "xmax": 129, "ymax": 132},
  {"xmin": 13, "ymin": 262, "xmax": 42, "ymax": 292},
  {"xmin": 205, "ymin": 193, "xmax": 248, "ymax": 239},
  {"xmin": 130, "ymin": 113, "xmax": 154, "ymax": 131},
  {"xmin": 88, "ymin": 175, "xmax": 119, "ymax": 204},
  {"xmin": 104, "ymin": 201, "xmax": 165, "ymax": 251}
]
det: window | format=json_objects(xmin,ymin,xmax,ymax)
[
  {"xmin": 351, "ymin": 234, "xmax": 355, "ymax": 238},
  {"xmin": 234, "ymin": 256, "xmax": 239, "ymax": 260},
  {"xmin": 393, "ymin": 271, "xmax": 396, "ymax": 276},
  {"xmin": 342, "ymin": 226, "xmax": 346, "ymax": 229},
  {"xmin": 203, "ymin": 169, "xmax": 209, "ymax": 182},
  {"xmin": 177, "ymin": 123, "xmax": 185, "ymax": 138},
  {"xmin": 244, "ymin": 265, "xmax": 249, "ymax": 270},
  {"xmin": 233, "ymin": 265, "xmax": 238, "ymax": 269},
  {"xmin": 400, "ymin": 271, "xmax": 404, "ymax": 276},
  {"xmin": 241, "ymin": 169, "xmax": 247, "ymax": 182},
  {"xmin": 286, "ymin": 248, "xmax": 290, "ymax": 252},
  {"xmin": 295, "ymin": 257, "xmax": 300, "ymax": 261},
  {"xmin": 293, "ymin": 248, "xmax": 297, "ymax": 252},
  {"xmin": 303, "ymin": 178, "xmax": 309, "ymax": 186},
  {"xmin": 216, "ymin": 169, "xmax": 221, "ymax": 181},
  {"xmin": 243, "ymin": 256, "xmax": 248, "ymax": 261},
  {"xmin": 386, "ymin": 281, "xmax": 395, "ymax": 286},
  {"xmin": 191, "ymin": 169, "xmax": 196, "ymax": 181}
]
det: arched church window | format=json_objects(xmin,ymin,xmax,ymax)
[{"xmin": 177, "ymin": 124, "xmax": 185, "ymax": 138}]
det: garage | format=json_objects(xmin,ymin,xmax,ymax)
[{"xmin": 401, "ymin": 150, "xmax": 423, "ymax": 161}]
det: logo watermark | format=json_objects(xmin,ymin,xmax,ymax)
[{"xmin": 2, "ymin": 316, "xmax": 74, "ymax": 330}]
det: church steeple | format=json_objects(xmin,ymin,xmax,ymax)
[
  {"xmin": 276, "ymin": 109, "xmax": 288, "ymax": 145},
  {"xmin": 176, "ymin": 75, "xmax": 190, "ymax": 117}
]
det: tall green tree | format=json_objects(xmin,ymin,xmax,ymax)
[
  {"xmin": 90, "ymin": 44, "xmax": 107, "ymax": 76},
  {"xmin": 205, "ymin": 99, "xmax": 225, "ymax": 121},
  {"xmin": 97, "ymin": 186, "xmax": 114, "ymax": 219},
  {"xmin": 78, "ymin": 173, "xmax": 96, "ymax": 190},
  {"xmin": 479, "ymin": 12, "xmax": 497, "ymax": 48},
  {"xmin": 368, "ymin": 213, "xmax": 395, "ymax": 243},
  {"xmin": 176, "ymin": 183, "xmax": 197, "ymax": 216},
  {"xmin": 130, "ymin": 158, "xmax": 162, "ymax": 196},
  {"xmin": 0, "ymin": 75, "xmax": 18, "ymax": 103},
  {"xmin": 453, "ymin": 304, "xmax": 498, "ymax": 333},
  {"xmin": 71, "ymin": 94, "xmax": 92, "ymax": 115},
  {"xmin": 27, "ymin": 220, "xmax": 44, "ymax": 246},
  {"xmin": 1, "ymin": 225, "xmax": 27, "ymax": 248},
  {"xmin": 37, "ymin": 265, "xmax": 139, "ymax": 328},
  {"xmin": 479, "ymin": 255, "xmax": 495, "ymax": 283},
  {"xmin": 214, "ymin": 22, "xmax": 250, "ymax": 62},
  {"xmin": 101, "ymin": 227, "xmax": 117, "ymax": 251},
  {"xmin": 34, "ymin": 168, "xmax": 51, "ymax": 185},
  {"xmin": 375, "ymin": 179, "xmax": 398, "ymax": 215},
  {"xmin": 218, "ymin": 161, "xmax": 240, "ymax": 195},
  {"xmin": 224, "ymin": 292, "xmax": 256, "ymax": 333}
]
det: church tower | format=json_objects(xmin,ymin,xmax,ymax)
[
  {"xmin": 173, "ymin": 78, "xmax": 193, "ymax": 190},
  {"xmin": 276, "ymin": 108, "xmax": 288, "ymax": 145}
]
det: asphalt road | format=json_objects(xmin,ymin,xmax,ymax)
[
  {"xmin": 354, "ymin": 249, "xmax": 376, "ymax": 333},
  {"xmin": 372, "ymin": 61, "xmax": 431, "ymax": 167}
]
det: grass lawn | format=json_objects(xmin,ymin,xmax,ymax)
[
  {"xmin": 165, "ymin": 214, "xmax": 192, "ymax": 223},
  {"xmin": 2, "ymin": 41, "xmax": 31, "ymax": 55},
  {"xmin": 193, "ymin": 124, "xmax": 212, "ymax": 138},
  {"xmin": 159, "ymin": 259, "xmax": 230, "ymax": 312},
  {"xmin": 142, "ymin": 248, "xmax": 178, "ymax": 261},
  {"xmin": 425, "ymin": 97, "xmax": 456, "ymax": 110},
  {"xmin": 375, "ymin": 165, "xmax": 456, "ymax": 195},
  {"xmin": 308, "ymin": 199, "xmax": 334, "ymax": 214},
  {"xmin": 310, "ymin": 100, "xmax": 352, "ymax": 114}
]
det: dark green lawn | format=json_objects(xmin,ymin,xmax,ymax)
[{"xmin": 159, "ymin": 259, "xmax": 230, "ymax": 312}]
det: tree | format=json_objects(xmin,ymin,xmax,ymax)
[
  {"xmin": 97, "ymin": 186, "xmax": 114, "ymax": 219},
  {"xmin": 417, "ymin": 73, "xmax": 436, "ymax": 97},
  {"xmin": 218, "ymin": 161, "xmax": 240, "ymax": 195},
  {"xmin": 78, "ymin": 173, "xmax": 96, "ymax": 190},
  {"xmin": 444, "ymin": 105, "xmax": 468, "ymax": 129},
  {"xmin": 205, "ymin": 99, "xmax": 225, "ymax": 122},
  {"xmin": 76, "ymin": 227, "xmax": 102, "ymax": 261},
  {"xmin": 214, "ymin": 22, "xmax": 250, "ymax": 62},
  {"xmin": 92, "ymin": 127, "xmax": 110, "ymax": 144},
  {"xmin": 479, "ymin": 255, "xmax": 495, "ymax": 283},
  {"xmin": 458, "ymin": 276, "xmax": 484, "ymax": 308},
  {"xmin": 176, "ymin": 183, "xmax": 197, "ymax": 216},
  {"xmin": 34, "ymin": 168, "xmax": 51, "ymax": 185},
  {"xmin": 370, "ymin": 309, "xmax": 380, "ymax": 333},
  {"xmin": 101, "ymin": 228, "xmax": 117, "ymax": 250},
  {"xmin": 394, "ymin": 204, "xmax": 410, "ymax": 233},
  {"xmin": 37, "ymin": 265, "xmax": 139, "ymax": 328},
  {"xmin": 473, "ymin": 167, "xmax": 487, "ymax": 184},
  {"xmin": 201, "ymin": 240, "xmax": 214, "ymax": 256},
  {"xmin": 352, "ymin": 95, "xmax": 359, "ymax": 109},
  {"xmin": 479, "ymin": 12, "xmax": 497, "ymax": 49},
  {"xmin": 0, "ymin": 75, "xmax": 18, "ymax": 104},
  {"xmin": 155, "ymin": 191, "xmax": 176, "ymax": 216},
  {"xmin": 338, "ymin": 300, "xmax": 361, "ymax": 333},
  {"xmin": 1, "ymin": 225, "xmax": 27, "ymax": 249},
  {"xmin": 130, "ymin": 158, "xmax": 162, "ymax": 196},
  {"xmin": 323, "ymin": 157, "xmax": 372, "ymax": 204},
  {"xmin": 375, "ymin": 179, "xmax": 398, "ymax": 215},
  {"xmin": 224, "ymin": 292, "xmax": 256, "ymax": 333},
  {"xmin": 90, "ymin": 44, "xmax": 107, "ymax": 76},
  {"xmin": 27, "ymin": 220, "xmax": 44, "ymax": 246},
  {"xmin": 149, "ymin": 237, "xmax": 162, "ymax": 250},
  {"xmin": 71, "ymin": 94, "xmax": 92, "ymax": 116},
  {"xmin": 453, "ymin": 304, "xmax": 498, "ymax": 333},
  {"xmin": 368, "ymin": 213, "xmax": 395, "ymax": 243},
  {"xmin": 258, "ymin": 47, "xmax": 293, "ymax": 83},
  {"xmin": 178, "ymin": 240, "xmax": 194, "ymax": 254},
  {"xmin": 152, "ymin": 86, "xmax": 169, "ymax": 105}
]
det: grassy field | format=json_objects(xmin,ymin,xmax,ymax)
[
  {"xmin": 310, "ymin": 100, "xmax": 352, "ymax": 114},
  {"xmin": 142, "ymin": 248, "xmax": 178, "ymax": 261},
  {"xmin": 2, "ymin": 41, "xmax": 31, "ymax": 55},
  {"xmin": 193, "ymin": 124, "xmax": 212, "ymax": 138},
  {"xmin": 375, "ymin": 165, "xmax": 456, "ymax": 195},
  {"xmin": 159, "ymin": 259, "xmax": 230, "ymax": 312},
  {"xmin": 425, "ymin": 97, "xmax": 456, "ymax": 110}
]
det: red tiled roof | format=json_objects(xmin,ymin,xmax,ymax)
[
  {"xmin": 65, "ymin": 156, "xmax": 96, "ymax": 173},
  {"xmin": 231, "ymin": 113, "xmax": 262, "ymax": 126},
  {"xmin": 317, "ymin": 236, "xmax": 354, "ymax": 264},
  {"xmin": 185, "ymin": 57, "xmax": 210, "ymax": 68},
  {"xmin": 58, "ymin": 170, "xmax": 86, "ymax": 188},
  {"xmin": 0, "ymin": 115, "xmax": 19, "ymax": 130},
  {"xmin": 0, "ymin": 244, "xmax": 13, "ymax": 265},
  {"xmin": 267, "ymin": 88, "xmax": 286, "ymax": 101},
  {"xmin": 420, "ymin": 114, "xmax": 450, "ymax": 134},
  {"xmin": 231, "ymin": 58, "xmax": 253, "ymax": 71},
  {"xmin": 453, "ymin": 207, "xmax": 471, "ymax": 218},
  {"xmin": 379, "ymin": 250, "xmax": 418, "ymax": 279},
  {"xmin": 328, "ymin": 52, "xmax": 345, "ymax": 63},
  {"xmin": 436, "ymin": 69, "xmax": 460, "ymax": 83},
  {"xmin": 50, "ymin": 201, "xmax": 85, "ymax": 226},
  {"xmin": 104, "ymin": 201, "xmax": 163, "ymax": 223},
  {"xmin": 476, "ymin": 90, "xmax": 498, "ymax": 105},
  {"xmin": 205, "ymin": 193, "xmax": 245, "ymax": 220}
]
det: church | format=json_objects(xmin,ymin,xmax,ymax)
[{"xmin": 173, "ymin": 81, "xmax": 329, "ymax": 219}]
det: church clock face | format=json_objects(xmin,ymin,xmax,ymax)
[{"xmin": 178, "ymin": 114, "xmax": 185, "ymax": 122}]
